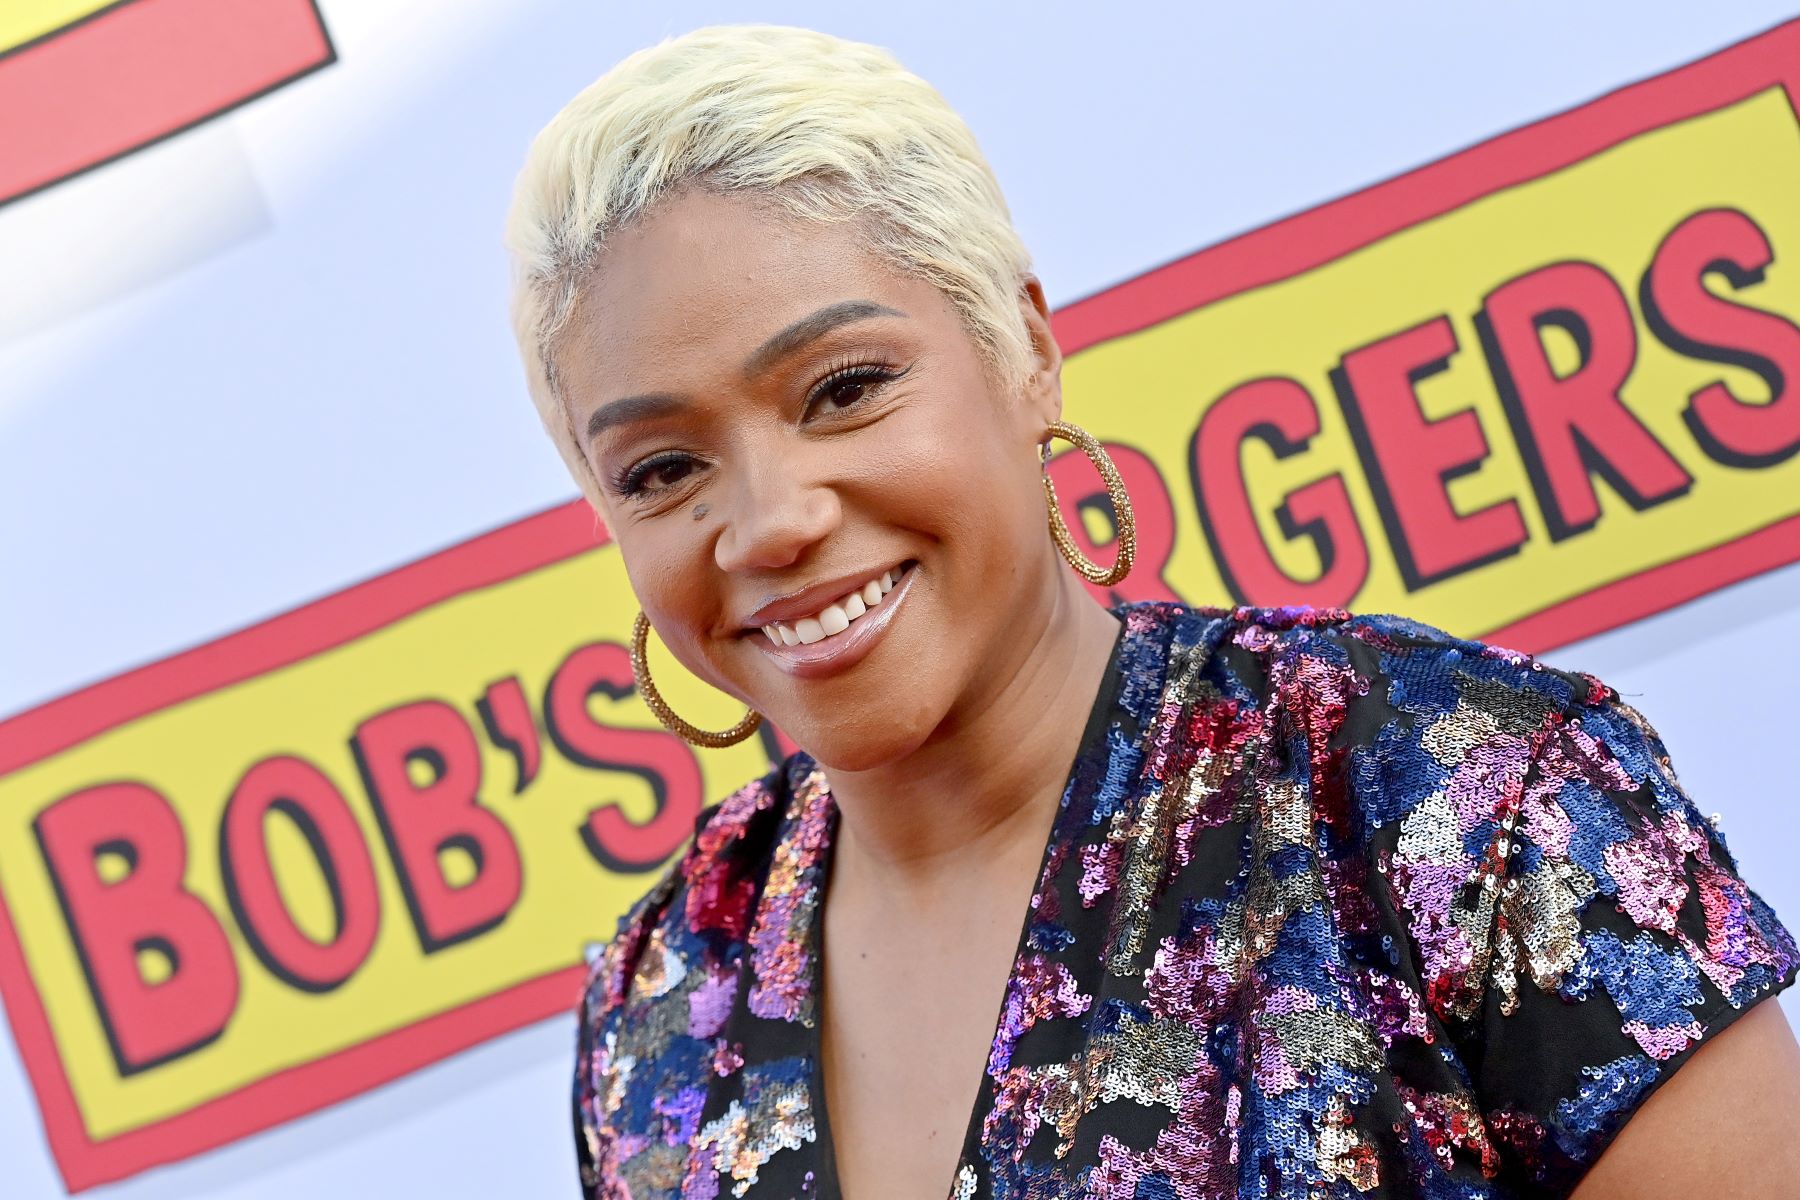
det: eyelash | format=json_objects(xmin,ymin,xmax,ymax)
[
  {"xmin": 609, "ymin": 360, "xmax": 909, "ymax": 501},
  {"xmin": 611, "ymin": 450, "xmax": 694, "ymax": 500},
  {"xmin": 806, "ymin": 359, "xmax": 906, "ymax": 417}
]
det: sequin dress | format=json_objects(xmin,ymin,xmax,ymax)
[{"xmin": 573, "ymin": 602, "xmax": 1798, "ymax": 1199}]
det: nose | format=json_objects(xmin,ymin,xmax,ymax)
[{"xmin": 711, "ymin": 452, "xmax": 841, "ymax": 574}]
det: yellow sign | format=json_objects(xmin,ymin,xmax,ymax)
[{"xmin": 2, "ymin": 17, "xmax": 1797, "ymax": 1193}]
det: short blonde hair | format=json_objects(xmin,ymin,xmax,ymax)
[{"xmin": 504, "ymin": 24, "xmax": 1033, "ymax": 506}]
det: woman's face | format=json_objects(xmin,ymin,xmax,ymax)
[{"xmin": 551, "ymin": 187, "xmax": 1064, "ymax": 770}]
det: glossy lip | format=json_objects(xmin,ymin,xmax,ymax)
[
  {"xmin": 738, "ymin": 559, "xmax": 911, "ymax": 630},
  {"xmin": 752, "ymin": 562, "xmax": 918, "ymax": 680}
]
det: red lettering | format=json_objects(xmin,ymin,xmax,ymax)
[
  {"xmin": 1641, "ymin": 208, "xmax": 1800, "ymax": 468},
  {"xmin": 1478, "ymin": 260, "xmax": 1692, "ymax": 539},
  {"xmin": 1333, "ymin": 318, "xmax": 1528, "ymax": 587},
  {"xmin": 1192, "ymin": 377, "xmax": 1370, "ymax": 607},
  {"xmin": 34, "ymin": 782, "xmax": 238, "ymax": 1074},
  {"xmin": 219, "ymin": 756, "xmax": 380, "ymax": 993},
  {"xmin": 352, "ymin": 701, "xmax": 521, "ymax": 953},
  {"xmin": 544, "ymin": 643, "xmax": 703, "ymax": 872}
]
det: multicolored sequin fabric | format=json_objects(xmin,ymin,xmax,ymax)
[{"xmin": 575, "ymin": 602, "xmax": 1797, "ymax": 1199}]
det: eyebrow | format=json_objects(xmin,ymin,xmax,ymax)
[
  {"xmin": 741, "ymin": 299, "xmax": 907, "ymax": 379},
  {"xmin": 584, "ymin": 391, "xmax": 685, "ymax": 442},
  {"xmin": 582, "ymin": 299, "xmax": 906, "ymax": 444}
]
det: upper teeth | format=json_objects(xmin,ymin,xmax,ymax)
[{"xmin": 762, "ymin": 568, "xmax": 901, "ymax": 646}]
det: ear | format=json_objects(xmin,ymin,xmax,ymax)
[{"xmin": 1014, "ymin": 274, "xmax": 1064, "ymax": 429}]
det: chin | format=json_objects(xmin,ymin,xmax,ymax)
[{"xmin": 784, "ymin": 704, "xmax": 938, "ymax": 773}]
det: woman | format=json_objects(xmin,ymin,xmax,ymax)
[{"xmin": 505, "ymin": 25, "xmax": 1800, "ymax": 1200}]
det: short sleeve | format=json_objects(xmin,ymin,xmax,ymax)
[{"xmin": 1442, "ymin": 673, "xmax": 1797, "ymax": 1194}]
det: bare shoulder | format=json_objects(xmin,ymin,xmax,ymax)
[{"xmin": 1572, "ymin": 998, "xmax": 1800, "ymax": 1199}]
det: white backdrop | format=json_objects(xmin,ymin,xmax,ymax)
[{"xmin": 2, "ymin": 3, "xmax": 1798, "ymax": 1195}]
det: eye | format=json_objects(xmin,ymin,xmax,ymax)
[
  {"xmin": 613, "ymin": 451, "xmax": 700, "ymax": 501},
  {"xmin": 806, "ymin": 363, "xmax": 906, "ymax": 418}
]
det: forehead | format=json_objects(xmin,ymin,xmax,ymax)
[{"xmin": 555, "ymin": 189, "xmax": 935, "ymax": 395}]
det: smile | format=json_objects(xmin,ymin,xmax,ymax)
[{"xmin": 752, "ymin": 561, "xmax": 917, "ymax": 678}]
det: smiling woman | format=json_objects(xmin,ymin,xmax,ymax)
[{"xmin": 502, "ymin": 24, "xmax": 1800, "ymax": 1200}]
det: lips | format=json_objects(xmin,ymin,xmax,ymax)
[
  {"xmin": 738, "ymin": 558, "xmax": 913, "ymax": 631},
  {"xmin": 756, "ymin": 565, "xmax": 903, "ymax": 647},
  {"xmin": 751, "ymin": 561, "xmax": 918, "ymax": 680}
]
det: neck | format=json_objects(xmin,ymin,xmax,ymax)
[{"xmin": 820, "ymin": 564, "xmax": 1122, "ymax": 890}]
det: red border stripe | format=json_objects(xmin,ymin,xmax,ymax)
[
  {"xmin": 0, "ymin": 0, "xmax": 334, "ymax": 205},
  {"xmin": 1482, "ymin": 513, "xmax": 1800, "ymax": 652}
]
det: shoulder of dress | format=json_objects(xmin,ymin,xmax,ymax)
[
  {"xmin": 1230, "ymin": 606, "xmax": 1613, "ymax": 707},
  {"xmin": 1338, "ymin": 611, "xmax": 1616, "ymax": 709},
  {"xmin": 1114, "ymin": 600, "xmax": 1623, "ymax": 721}
]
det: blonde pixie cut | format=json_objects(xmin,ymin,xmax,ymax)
[{"xmin": 505, "ymin": 24, "xmax": 1035, "ymax": 506}]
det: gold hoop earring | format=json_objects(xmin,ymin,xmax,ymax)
[
  {"xmin": 630, "ymin": 611, "xmax": 763, "ymax": 748},
  {"xmin": 1041, "ymin": 419, "xmax": 1136, "ymax": 587}
]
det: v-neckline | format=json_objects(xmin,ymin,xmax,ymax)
[{"xmin": 800, "ymin": 612, "xmax": 1132, "ymax": 1199}]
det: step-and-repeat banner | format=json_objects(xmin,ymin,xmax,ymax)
[{"xmin": 2, "ymin": 3, "xmax": 1797, "ymax": 1194}]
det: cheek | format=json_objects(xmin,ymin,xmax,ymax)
[
  {"xmin": 879, "ymin": 419, "xmax": 1043, "ymax": 570},
  {"xmin": 871, "ymin": 380, "xmax": 1034, "ymax": 506},
  {"xmin": 618, "ymin": 528, "xmax": 713, "ymax": 649}
]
